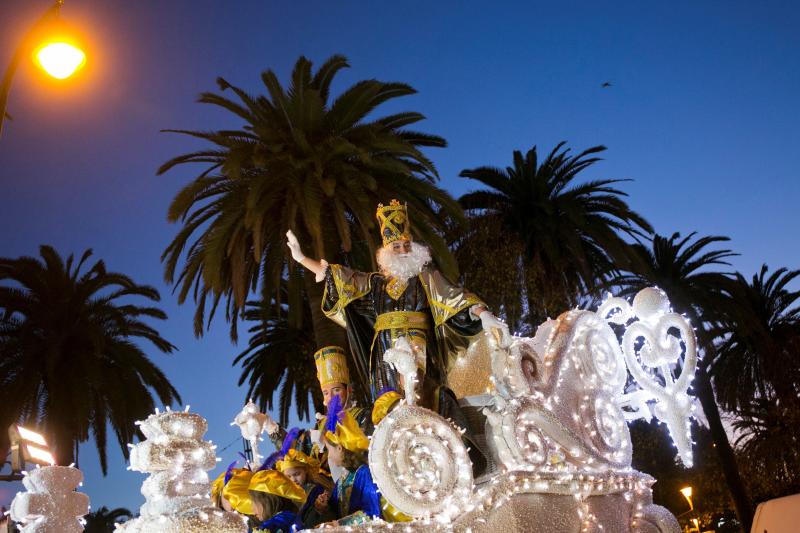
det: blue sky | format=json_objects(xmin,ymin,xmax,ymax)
[{"xmin": 1, "ymin": 0, "xmax": 798, "ymax": 511}]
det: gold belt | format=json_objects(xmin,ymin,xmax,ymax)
[{"xmin": 374, "ymin": 311, "xmax": 428, "ymax": 331}]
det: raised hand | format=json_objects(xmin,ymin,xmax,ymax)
[{"xmin": 286, "ymin": 230, "xmax": 305, "ymax": 263}]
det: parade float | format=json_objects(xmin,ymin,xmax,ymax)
[
  {"xmin": 9, "ymin": 200, "xmax": 697, "ymax": 533},
  {"xmin": 8, "ymin": 286, "xmax": 691, "ymax": 533},
  {"xmin": 340, "ymin": 286, "xmax": 692, "ymax": 533}
]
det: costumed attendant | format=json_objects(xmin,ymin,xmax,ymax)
[
  {"xmin": 210, "ymin": 461, "xmax": 236, "ymax": 511},
  {"xmin": 312, "ymin": 346, "xmax": 371, "ymax": 432},
  {"xmin": 273, "ymin": 428, "xmax": 336, "ymax": 528},
  {"xmin": 265, "ymin": 346, "xmax": 371, "ymax": 454},
  {"xmin": 248, "ymin": 469, "xmax": 307, "ymax": 533},
  {"xmin": 317, "ymin": 396, "xmax": 410, "ymax": 526}
]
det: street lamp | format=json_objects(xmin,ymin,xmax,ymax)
[
  {"xmin": 1, "ymin": 424, "xmax": 56, "ymax": 482},
  {"xmin": 680, "ymin": 486, "xmax": 694, "ymax": 510},
  {"xmin": 678, "ymin": 486, "xmax": 700, "ymax": 533},
  {"xmin": 0, "ymin": 0, "xmax": 87, "ymax": 137}
]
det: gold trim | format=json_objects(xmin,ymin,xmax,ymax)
[
  {"xmin": 421, "ymin": 280, "xmax": 483, "ymax": 327},
  {"xmin": 374, "ymin": 311, "xmax": 428, "ymax": 331},
  {"xmin": 385, "ymin": 277, "xmax": 408, "ymax": 300},
  {"xmin": 322, "ymin": 264, "xmax": 372, "ymax": 327},
  {"xmin": 314, "ymin": 345, "xmax": 350, "ymax": 386}
]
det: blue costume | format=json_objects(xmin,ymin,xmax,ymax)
[
  {"xmin": 330, "ymin": 464, "xmax": 382, "ymax": 525},
  {"xmin": 252, "ymin": 510, "xmax": 302, "ymax": 533}
]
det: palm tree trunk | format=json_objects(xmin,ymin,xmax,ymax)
[
  {"xmin": 53, "ymin": 429, "xmax": 75, "ymax": 467},
  {"xmin": 695, "ymin": 363, "xmax": 753, "ymax": 531}
]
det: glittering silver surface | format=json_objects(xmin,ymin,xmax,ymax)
[
  {"xmin": 118, "ymin": 409, "xmax": 247, "ymax": 533},
  {"xmin": 115, "ymin": 507, "xmax": 248, "ymax": 533},
  {"xmin": 308, "ymin": 470, "xmax": 679, "ymax": 533},
  {"xmin": 484, "ymin": 310, "xmax": 633, "ymax": 473},
  {"xmin": 337, "ymin": 288, "xmax": 689, "ymax": 532},
  {"xmin": 10, "ymin": 466, "xmax": 89, "ymax": 533}
]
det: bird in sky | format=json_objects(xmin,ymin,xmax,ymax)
[{"xmin": 601, "ymin": 81, "xmax": 612, "ymax": 88}]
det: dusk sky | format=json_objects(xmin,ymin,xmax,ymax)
[{"xmin": 1, "ymin": 0, "xmax": 798, "ymax": 512}]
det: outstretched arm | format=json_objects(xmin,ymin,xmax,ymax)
[
  {"xmin": 286, "ymin": 230, "xmax": 328, "ymax": 281},
  {"xmin": 470, "ymin": 304, "xmax": 512, "ymax": 347}
]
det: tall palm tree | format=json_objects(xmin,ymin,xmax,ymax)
[
  {"xmin": 712, "ymin": 265, "xmax": 800, "ymax": 412},
  {"xmin": 611, "ymin": 232, "xmax": 754, "ymax": 530},
  {"xmin": 233, "ymin": 294, "xmax": 320, "ymax": 427},
  {"xmin": 159, "ymin": 55, "xmax": 461, "ymax": 376},
  {"xmin": 0, "ymin": 246, "xmax": 180, "ymax": 473},
  {"xmin": 83, "ymin": 506, "xmax": 133, "ymax": 532},
  {"xmin": 457, "ymin": 143, "xmax": 652, "ymax": 330}
]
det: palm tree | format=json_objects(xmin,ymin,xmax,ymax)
[
  {"xmin": 457, "ymin": 143, "xmax": 651, "ymax": 330},
  {"xmin": 83, "ymin": 506, "xmax": 133, "ymax": 532},
  {"xmin": 233, "ymin": 295, "xmax": 320, "ymax": 427},
  {"xmin": 0, "ymin": 246, "xmax": 180, "ymax": 473},
  {"xmin": 159, "ymin": 55, "xmax": 461, "ymax": 376},
  {"xmin": 630, "ymin": 420, "xmax": 734, "ymax": 530},
  {"xmin": 732, "ymin": 396, "xmax": 800, "ymax": 499},
  {"xmin": 611, "ymin": 232, "xmax": 754, "ymax": 530},
  {"xmin": 711, "ymin": 265, "xmax": 800, "ymax": 412}
]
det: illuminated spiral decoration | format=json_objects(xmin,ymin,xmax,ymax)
[
  {"xmin": 369, "ymin": 404, "xmax": 474, "ymax": 519},
  {"xmin": 587, "ymin": 394, "xmax": 631, "ymax": 466},
  {"xmin": 565, "ymin": 314, "xmax": 632, "ymax": 467},
  {"xmin": 572, "ymin": 315, "xmax": 627, "ymax": 390},
  {"xmin": 508, "ymin": 400, "xmax": 550, "ymax": 467}
]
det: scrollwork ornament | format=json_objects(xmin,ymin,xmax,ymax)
[{"xmin": 369, "ymin": 404, "xmax": 473, "ymax": 519}]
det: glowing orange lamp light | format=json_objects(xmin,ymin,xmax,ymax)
[{"xmin": 34, "ymin": 41, "xmax": 87, "ymax": 80}]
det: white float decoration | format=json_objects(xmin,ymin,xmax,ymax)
[
  {"xmin": 10, "ymin": 465, "xmax": 89, "ymax": 533},
  {"xmin": 362, "ymin": 287, "xmax": 692, "ymax": 532},
  {"xmin": 598, "ymin": 287, "xmax": 698, "ymax": 466},
  {"xmin": 368, "ymin": 404, "xmax": 473, "ymax": 520},
  {"xmin": 383, "ymin": 336, "xmax": 421, "ymax": 406},
  {"xmin": 231, "ymin": 400, "xmax": 270, "ymax": 467},
  {"xmin": 116, "ymin": 407, "xmax": 247, "ymax": 533}
]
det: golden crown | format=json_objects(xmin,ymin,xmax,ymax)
[
  {"xmin": 314, "ymin": 346, "xmax": 350, "ymax": 387},
  {"xmin": 376, "ymin": 199, "xmax": 412, "ymax": 246}
]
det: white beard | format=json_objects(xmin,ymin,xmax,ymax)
[{"xmin": 376, "ymin": 242, "xmax": 432, "ymax": 282}]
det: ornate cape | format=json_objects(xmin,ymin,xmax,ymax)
[{"xmin": 322, "ymin": 264, "xmax": 484, "ymax": 401}]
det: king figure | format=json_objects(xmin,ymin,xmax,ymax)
[{"xmin": 286, "ymin": 200, "xmax": 509, "ymax": 431}]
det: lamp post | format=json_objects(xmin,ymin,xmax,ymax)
[
  {"xmin": 678, "ymin": 486, "xmax": 700, "ymax": 533},
  {"xmin": 0, "ymin": 0, "xmax": 87, "ymax": 137}
]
